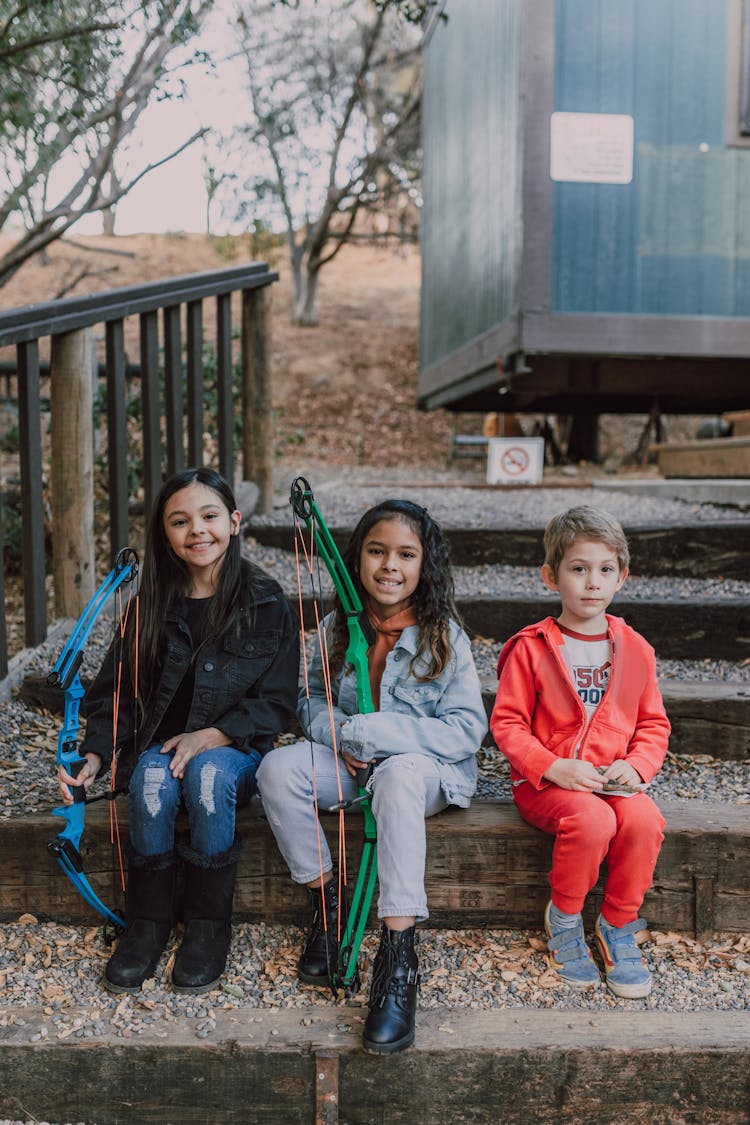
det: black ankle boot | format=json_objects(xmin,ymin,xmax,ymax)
[
  {"xmin": 363, "ymin": 925, "xmax": 420, "ymax": 1054},
  {"xmin": 298, "ymin": 874, "xmax": 346, "ymax": 986},
  {"xmin": 171, "ymin": 837, "xmax": 241, "ymax": 995},
  {"xmin": 103, "ymin": 851, "xmax": 176, "ymax": 994}
]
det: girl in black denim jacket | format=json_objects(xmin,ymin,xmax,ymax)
[{"xmin": 57, "ymin": 468, "xmax": 299, "ymax": 995}]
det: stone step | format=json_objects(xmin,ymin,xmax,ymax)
[
  {"xmin": 248, "ymin": 520, "xmax": 750, "ymax": 578},
  {"xmin": 479, "ymin": 677, "xmax": 750, "ymax": 761},
  {"xmin": 5, "ymin": 798, "xmax": 748, "ymax": 937},
  {"xmin": 0, "ymin": 1007, "xmax": 747, "ymax": 1124}
]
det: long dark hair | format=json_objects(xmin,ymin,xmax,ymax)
[
  {"xmin": 133, "ymin": 468, "xmax": 249, "ymax": 717},
  {"xmin": 329, "ymin": 499, "xmax": 459, "ymax": 681}
]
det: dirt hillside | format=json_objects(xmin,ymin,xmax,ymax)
[
  {"xmin": 1, "ymin": 232, "xmax": 460, "ymax": 475},
  {"xmin": 1, "ymin": 230, "xmax": 699, "ymax": 477}
]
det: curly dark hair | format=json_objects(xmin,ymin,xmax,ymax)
[{"xmin": 329, "ymin": 499, "xmax": 460, "ymax": 681}]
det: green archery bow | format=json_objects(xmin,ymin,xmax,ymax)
[{"xmin": 290, "ymin": 476, "xmax": 378, "ymax": 994}]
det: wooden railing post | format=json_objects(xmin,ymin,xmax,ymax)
[
  {"xmin": 241, "ymin": 287, "xmax": 274, "ymax": 512},
  {"xmin": 50, "ymin": 328, "xmax": 95, "ymax": 616}
]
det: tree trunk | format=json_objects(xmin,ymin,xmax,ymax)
[
  {"xmin": 101, "ymin": 205, "xmax": 116, "ymax": 237},
  {"xmin": 293, "ymin": 266, "xmax": 320, "ymax": 326}
]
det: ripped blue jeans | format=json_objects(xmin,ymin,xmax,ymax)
[{"xmin": 128, "ymin": 744, "xmax": 261, "ymax": 858}]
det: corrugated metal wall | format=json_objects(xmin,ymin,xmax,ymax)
[
  {"xmin": 553, "ymin": 0, "xmax": 750, "ymax": 315},
  {"xmin": 420, "ymin": 0, "xmax": 522, "ymax": 369}
]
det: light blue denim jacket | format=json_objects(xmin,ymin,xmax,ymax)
[{"xmin": 297, "ymin": 617, "xmax": 487, "ymax": 807}]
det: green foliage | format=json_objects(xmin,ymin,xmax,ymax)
[
  {"xmin": 0, "ymin": 424, "xmax": 19, "ymax": 455},
  {"xmin": 1, "ymin": 488, "xmax": 23, "ymax": 575}
]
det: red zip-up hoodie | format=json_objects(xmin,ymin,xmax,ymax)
[{"xmin": 490, "ymin": 615, "xmax": 670, "ymax": 790}]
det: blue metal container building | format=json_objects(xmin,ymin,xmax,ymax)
[{"xmin": 419, "ymin": 0, "xmax": 750, "ymax": 416}]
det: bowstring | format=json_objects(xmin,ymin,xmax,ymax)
[
  {"xmin": 292, "ymin": 510, "xmax": 349, "ymax": 964},
  {"xmin": 109, "ymin": 578, "xmax": 137, "ymax": 896}
]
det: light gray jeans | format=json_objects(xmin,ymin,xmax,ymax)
[{"xmin": 256, "ymin": 741, "xmax": 448, "ymax": 921}]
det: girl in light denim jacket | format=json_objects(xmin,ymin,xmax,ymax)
[{"xmin": 257, "ymin": 499, "xmax": 487, "ymax": 1055}]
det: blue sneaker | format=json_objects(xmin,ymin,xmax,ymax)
[
  {"xmin": 595, "ymin": 915, "xmax": 652, "ymax": 999},
  {"xmin": 544, "ymin": 901, "xmax": 600, "ymax": 990}
]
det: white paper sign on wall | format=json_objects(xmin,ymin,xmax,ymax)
[
  {"xmin": 487, "ymin": 437, "xmax": 545, "ymax": 485},
  {"xmin": 550, "ymin": 112, "xmax": 634, "ymax": 184}
]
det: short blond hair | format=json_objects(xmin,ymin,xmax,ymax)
[{"xmin": 543, "ymin": 506, "xmax": 629, "ymax": 576}]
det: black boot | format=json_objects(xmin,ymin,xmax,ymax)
[
  {"xmin": 171, "ymin": 836, "xmax": 242, "ymax": 994},
  {"xmin": 363, "ymin": 925, "xmax": 420, "ymax": 1055},
  {"xmin": 297, "ymin": 874, "xmax": 347, "ymax": 987},
  {"xmin": 103, "ymin": 850, "xmax": 176, "ymax": 994}
]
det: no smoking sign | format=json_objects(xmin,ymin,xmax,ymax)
[{"xmin": 487, "ymin": 437, "xmax": 544, "ymax": 485}]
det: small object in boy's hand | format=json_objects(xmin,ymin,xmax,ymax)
[{"xmin": 595, "ymin": 766, "xmax": 644, "ymax": 797}]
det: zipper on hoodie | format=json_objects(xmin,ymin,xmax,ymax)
[{"xmin": 542, "ymin": 625, "xmax": 615, "ymax": 760}]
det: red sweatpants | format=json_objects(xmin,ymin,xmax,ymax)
[{"xmin": 513, "ymin": 782, "xmax": 666, "ymax": 927}]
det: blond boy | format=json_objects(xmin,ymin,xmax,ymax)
[{"xmin": 491, "ymin": 506, "xmax": 670, "ymax": 998}]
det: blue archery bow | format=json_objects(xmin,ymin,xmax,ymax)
[
  {"xmin": 290, "ymin": 477, "xmax": 378, "ymax": 995},
  {"xmin": 47, "ymin": 547, "xmax": 139, "ymax": 931}
]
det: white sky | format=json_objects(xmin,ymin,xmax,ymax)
[{"xmin": 75, "ymin": 8, "xmax": 247, "ymax": 236}]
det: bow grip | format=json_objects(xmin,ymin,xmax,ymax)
[
  {"xmin": 354, "ymin": 761, "xmax": 375, "ymax": 789},
  {"xmin": 60, "ymin": 742, "xmax": 87, "ymax": 805}
]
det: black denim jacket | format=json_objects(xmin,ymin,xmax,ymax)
[{"xmin": 80, "ymin": 564, "xmax": 299, "ymax": 786}]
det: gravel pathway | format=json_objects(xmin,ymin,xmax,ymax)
[
  {"xmin": 253, "ymin": 481, "xmax": 750, "ymax": 528},
  {"xmin": 1, "ymin": 916, "xmax": 748, "ymax": 1043}
]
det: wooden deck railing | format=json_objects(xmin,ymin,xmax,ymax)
[{"xmin": 0, "ymin": 261, "xmax": 278, "ymax": 680}]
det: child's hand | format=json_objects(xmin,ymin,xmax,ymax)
[
  {"xmin": 543, "ymin": 759, "xmax": 606, "ymax": 791},
  {"xmin": 160, "ymin": 728, "xmax": 228, "ymax": 779},
  {"xmin": 57, "ymin": 753, "xmax": 101, "ymax": 804},
  {"xmin": 598, "ymin": 761, "xmax": 643, "ymax": 788},
  {"xmin": 339, "ymin": 748, "xmax": 376, "ymax": 779}
]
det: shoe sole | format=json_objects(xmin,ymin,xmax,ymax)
[
  {"xmin": 171, "ymin": 978, "xmax": 220, "ymax": 995},
  {"xmin": 362, "ymin": 1028, "xmax": 415, "ymax": 1055},
  {"xmin": 297, "ymin": 968, "xmax": 332, "ymax": 987},
  {"xmin": 604, "ymin": 976, "xmax": 653, "ymax": 999},
  {"xmin": 102, "ymin": 975, "xmax": 143, "ymax": 995}
]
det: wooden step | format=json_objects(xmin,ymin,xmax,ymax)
[
  {"xmin": 20, "ymin": 677, "xmax": 750, "ymax": 762},
  {"xmin": 478, "ymin": 678, "xmax": 750, "ymax": 761},
  {"xmin": 455, "ymin": 596, "xmax": 750, "ymax": 661},
  {"xmin": 266, "ymin": 594, "xmax": 750, "ymax": 661},
  {"xmin": 0, "ymin": 1007, "xmax": 747, "ymax": 1124},
  {"xmin": 248, "ymin": 520, "xmax": 750, "ymax": 578},
  {"xmin": 5, "ymin": 798, "xmax": 748, "ymax": 937}
]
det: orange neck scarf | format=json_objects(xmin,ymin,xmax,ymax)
[{"xmin": 365, "ymin": 601, "xmax": 418, "ymax": 709}]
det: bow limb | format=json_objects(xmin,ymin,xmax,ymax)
[
  {"xmin": 47, "ymin": 547, "xmax": 139, "ymax": 932},
  {"xmin": 290, "ymin": 478, "xmax": 378, "ymax": 994}
]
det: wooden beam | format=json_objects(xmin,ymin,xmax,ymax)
[
  {"xmin": 0, "ymin": 1009, "xmax": 746, "ymax": 1124},
  {"xmin": 50, "ymin": 328, "xmax": 95, "ymax": 616},
  {"xmin": 9, "ymin": 798, "xmax": 748, "ymax": 936},
  {"xmin": 242, "ymin": 288, "xmax": 274, "ymax": 513}
]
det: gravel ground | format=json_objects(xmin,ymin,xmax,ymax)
[
  {"xmin": 254, "ymin": 481, "xmax": 750, "ymax": 528},
  {"xmin": 0, "ymin": 916, "xmax": 748, "ymax": 1043},
  {"xmin": 249, "ymin": 539, "xmax": 750, "ymax": 602}
]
